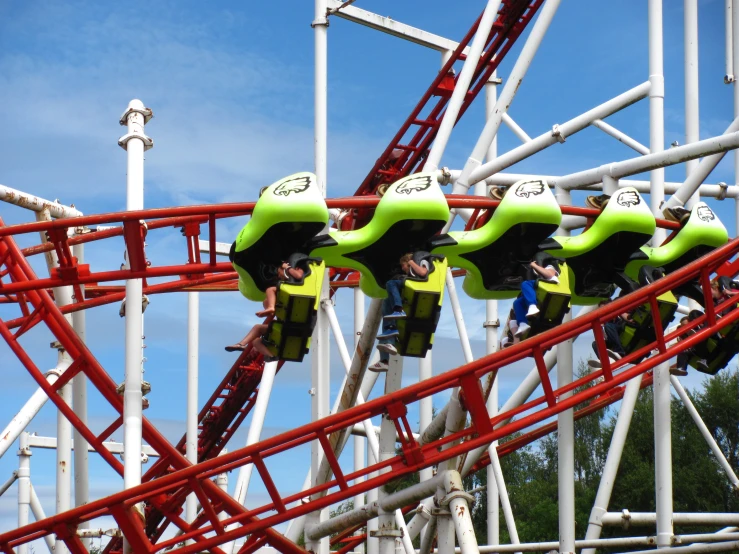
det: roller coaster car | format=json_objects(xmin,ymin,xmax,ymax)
[
  {"xmin": 516, "ymin": 255, "xmax": 572, "ymax": 342},
  {"xmin": 308, "ymin": 172, "xmax": 450, "ymax": 298},
  {"xmin": 261, "ymin": 255, "xmax": 326, "ymax": 362},
  {"xmin": 619, "ymin": 266, "xmax": 678, "ymax": 356},
  {"xmin": 687, "ymin": 312, "xmax": 739, "ymax": 375},
  {"xmin": 625, "ymin": 202, "xmax": 728, "ymax": 305},
  {"xmin": 429, "ymin": 179, "xmax": 561, "ymax": 300},
  {"xmin": 541, "ymin": 187, "xmax": 656, "ymax": 305},
  {"xmin": 395, "ymin": 252, "xmax": 448, "ymax": 358},
  {"xmin": 230, "ymin": 172, "xmax": 329, "ymax": 302}
]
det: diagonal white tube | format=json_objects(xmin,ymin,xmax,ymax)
[{"xmin": 424, "ymin": 0, "xmax": 503, "ymax": 172}]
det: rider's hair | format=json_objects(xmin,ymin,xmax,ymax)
[{"xmin": 400, "ymin": 253, "xmax": 413, "ymax": 265}]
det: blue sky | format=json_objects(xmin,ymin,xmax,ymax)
[{"xmin": 0, "ymin": 0, "xmax": 735, "ymax": 550}]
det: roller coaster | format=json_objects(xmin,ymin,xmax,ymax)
[{"xmin": 1, "ymin": 1, "xmax": 739, "ymax": 554}]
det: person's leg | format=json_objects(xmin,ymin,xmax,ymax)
[
  {"xmin": 521, "ymin": 280, "xmax": 538, "ymax": 306},
  {"xmin": 385, "ymin": 279, "xmax": 404, "ymax": 312},
  {"xmin": 252, "ymin": 337, "xmax": 275, "ymax": 358},
  {"xmin": 226, "ymin": 323, "xmax": 268, "ymax": 351},
  {"xmin": 604, "ymin": 321, "xmax": 626, "ymax": 357},
  {"xmin": 513, "ymin": 294, "xmax": 528, "ymax": 325},
  {"xmin": 256, "ymin": 287, "xmax": 277, "ymax": 317}
]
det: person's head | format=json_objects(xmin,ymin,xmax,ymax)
[
  {"xmin": 400, "ymin": 253, "xmax": 413, "ymax": 273},
  {"xmin": 679, "ymin": 316, "xmax": 689, "ymax": 326},
  {"xmin": 711, "ymin": 279, "xmax": 722, "ymax": 299}
]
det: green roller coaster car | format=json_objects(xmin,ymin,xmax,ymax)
[
  {"xmin": 626, "ymin": 201, "xmax": 728, "ymax": 279},
  {"xmin": 230, "ymin": 172, "xmax": 329, "ymax": 302},
  {"xmin": 542, "ymin": 187, "xmax": 656, "ymax": 305},
  {"xmin": 309, "ymin": 172, "xmax": 450, "ymax": 298},
  {"xmin": 430, "ymin": 179, "xmax": 561, "ymax": 300}
]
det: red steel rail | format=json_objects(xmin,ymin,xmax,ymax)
[{"xmin": 1, "ymin": 227, "xmax": 737, "ymax": 553}]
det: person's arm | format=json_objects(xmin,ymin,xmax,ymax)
[
  {"xmin": 287, "ymin": 266, "xmax": 304, "ymax": 280},
  {"xmin": 620, "ymin": 311, "xmax": 635, "ymax": 324},
  {"xmin": 408, "ymin": 259, "xmax": 428, "ymax": 278},
  {"xmin": 530, "ymin": 261, "xmax": 557, "ymax": 280}
]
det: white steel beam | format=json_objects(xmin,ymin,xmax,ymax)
[
  {"xmin": 503, "ymin": 113, "xmax": 533, "ymax": 144},
  {"xmin": 0, "ymin": 184, "xmax": 82, "ymax": 218},
  {"xmin": 467, "ymin": 82, "xmax": 651, "ymax": 185},
  {"xmin": 119, "ymin": 98, "xmax": 152, "ymax": 554},
  {"xmin": 25, "ymin": 435, "xmax": 159, "ymax": 457},
  {"xmin": 592, "ymin": 119, "xmax": 650, "ymax": 155},
  {"xmin": 553, "ymin": 123, "xmax": 739, "ymax": 191},
  {"xmin": 453, "ymin": 0, "xmax": 563, "ymax": 191},
  {"xmin": 326, "ymin": 0, "xmax": 471, "ymax": 55},
  {"xmin": 424, "ymin": 0, "xmax": 503, "ymax": 172}
]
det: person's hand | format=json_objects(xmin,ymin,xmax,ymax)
[{"xmin": 530, "ymin": 261, "xmax": 536, "ymax": 268}]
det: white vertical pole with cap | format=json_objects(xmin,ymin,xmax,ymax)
[{"xmin": 118, "ymin": 99, "xmax": 153, "ymax": 553}]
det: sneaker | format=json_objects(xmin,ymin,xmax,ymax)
[
  {"xmin": 695, "ymin": 359, "xmax": 709, "ymax": 373},
  {"xmin": 384, "ymin": 310, "xmax": 407, "ymax": 320},
  {"xmin": 545, "ymin": 275, "xmax": 560, "ymax": 285},
  {"xmin": 606, "ymin": 349, "xmax": 622, "ymax": 360},
  {"xmin": 663, "ymin": 206, "xmax": 691, "ymax": 224},
  {"xmin": 369, "ymin": 360, "xmax": 389, "ymax": 373},
  {"xmin": 500, "ymin": 336, "xmax": 511, "ymax": 349},
  {"xmin": 377, "ymin": 329, "xmax": 400, "ymax": 340},
  {"xmin": 490, "ymin": 187, "xmax": 507, "ymax": 201},
  {"xmin": 586, "ymin": 194, "xmax": 610, "ymax": 210},
  {"xmin": 526, "ymin": 305, "xmax": 540, "ymax": 319},
  {"xmin": 669, "ymin": 364, "xmax": 689, "ymax": 377},
  {"xmin": 588, "ymin": 355, "xmax": 618, "ymax": 369},
  {"xmin": 514, "ymin": 322, "xmax": 530, "ymax": 338},
  {"xmin": 377, "ymin": 343, "xmax": 398, "ymax": 355}
]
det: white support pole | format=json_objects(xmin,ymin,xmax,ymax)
[
  {"xmin": 30, "ymin": 484, "xmax": 56, "ymax": 553},
  {"xmin": 558, "ymin": 119, "xmax": 739, "ymax": 193},
  {"xmin": 453, "ymin": 0, "xmax": 563, "ymax": 192},
  {"xmin": 323, "ymin": 301, "xmax": 415, "ymax": 554},
  {"xmin": 468, "ymin": 82, "xmax": 651, "ymax": 185},
  {"xmin": 424, "ymin": 0, "xmax": 503, "ymax": 172},
  {"xmin": 377, "ymin": 355, "xmax": 405, "ymax": 554},
  {"xmin": 119, "ymin": 98, "xmax": 152, "ymax": 553},
  {"xmin": 483, "ymin": 75, "xmax": 500, "ymax": 547},
  {"xmin": 284, "ymin": 355, "xmax": 382, "ymax": 543},
  {"xmin": 671, "ymin": 376, "xmax": 739, "ymax": 489},
  {"xmin": 503, "ymin": 113, "xmax": 533, "ymax": 144},
  {"xmin": 56, "ymin": 351, "xmax": 73, "ymax": 554},
  {"xmin": 0, "ymin": 185, "xmax": 82, "ymax": 218},
  {"xmin": 367, "ymin": 444, "xmax": 380, "ymax": 554},
  {"xmin": 445, "ymin": 270, "xmax": 474, "ymax": 364},
  {"xmin": 419, "ymin": 352, "xmax": 433, "ymax": 487},
  {"xmin": 649, "ymin": 0, "xmax": 667, "ymax": 245},
  {"xmin": 0, "ymin": 367, "xmax": 65, "ymax": 459},
  {"xmin": 555, "ymin": 188, "xmax": 575, "ymax": 554},
  {"xmin": 684, "ymin": 0, "xmax": 700, "ymax": 209},
  {"xmin": 17, "ymin": 433, "xmax": 30, "ymax": 554},
  {"xmin": 489, "ymin": 447, "xmax": 521, "ymax": 549},
  {"xmin": 651, "ymin": 0, "xmax": 674, "ymax": 514},
  {"xmin": 0, "ymin": 471, "xmax": 18, "ymax": 498},
  {"xmin": 354, "ymin": 287, "xmax": 366, "ymax": 554},
  {"xmin": 310, "ymin": 2, "xmax": 329, "ymax": 548},
  {"xmin": 71, "ymin": 242, "xmax": 89, "ymax": 548},
  {"xmin": 581, "ymin": 374, "xmax": 644, "ymax": 554},
  {"xmin": 445, "ymin": 473, "xmax": 480, "ymax": 554},
  {"xmin": 225, "ymin": 360, "xmax": 278, "ymax": 554},
  {"xmin": 727, "ymin": 0, "xmax": 735, "ymax": 83},
  {"xmin": 185, "ymin": 291, "xmax": 199, "ymax": 545},
  {"xmin": 592, "ymin": 119, "xmax": 650, "ymax": 155}
]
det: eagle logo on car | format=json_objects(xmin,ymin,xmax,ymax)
[
  {"xmin": 514, "ymin": 181, "xmax": 546, "ymax": 198},
  {"xmin": 273, "ymin": 176, "xmax": 312, "ymax": 196},
  {"xmin": 616, "ymin": 190, "xmax": 641, "ymax": 207},
  {"xmin": 396, "ymin": 175, "xmax": 433, "ymax": 195}
]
